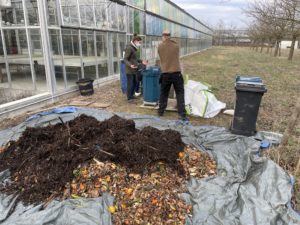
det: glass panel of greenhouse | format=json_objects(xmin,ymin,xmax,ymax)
[{"xmin": 0, "ymin": 0, "xmax": 212, "ymax": 109}]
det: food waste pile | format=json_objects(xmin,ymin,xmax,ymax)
[{"xmin": 0, "ymin": 115, "xmax": 217, "ymax": 224}]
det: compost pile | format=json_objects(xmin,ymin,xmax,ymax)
[{"xmin": 0, "ymin": 115, "xmax": 217, "ymax": 224}]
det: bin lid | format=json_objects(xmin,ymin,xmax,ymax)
[
  {"xmin": 236, "ymin": 75, "xmax": 262, "ymax": 83},
  {"xmin": 236, "ymin": 81, "xmax": 267, "ymax": 93},
  {"xmin": 143, "ymin": 67, "xmax": 161, "ymax": 76},
  {"xmin": 76, "ymin": 78, "xmax": 94, "ymax": 84}
]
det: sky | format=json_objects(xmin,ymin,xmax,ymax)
[{"xmin": 171, "ymin": 0, "xmax": 252, "ymax": 29}]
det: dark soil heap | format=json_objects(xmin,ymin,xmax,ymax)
[{"xmin": 0, "ymin": 115, "xmax": 185, "ymax": 205}]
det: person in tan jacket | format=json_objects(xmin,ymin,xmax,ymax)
[{"xmin": 158, "ymin": 30, "xmax": 188, "ymax": 121}]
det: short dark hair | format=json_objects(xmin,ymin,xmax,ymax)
[{"xmin": 132, "ymin": 33, "xmax": 142, "ymax": 42}]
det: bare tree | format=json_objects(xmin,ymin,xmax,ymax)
[
  {"xmin": 247, "ymin": 20, "xmax": 274, "ymax": 53},
  {"xmin": 279, "ymin": 0, "xmax": 300, "ymax": 60},
  {"xmin": 247, "ymin": 23, "xmax": 262, "ymax": 51},
  {"xmin": 246, "ymin": 0, "xmax": 289, "ymax": 57},
  {"xmin": 213, "ymin": 19, "xmax": 226, "ymax": 46},
  {"xmin": 246, "ymin": 0, "xmax": 300, "ymax": 60},
  {"xmin": 227, "ymin": 23, "xmax": 239, "ymax": 46}
]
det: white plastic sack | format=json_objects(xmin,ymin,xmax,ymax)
[{"xmin": 185, "ymin": 80, "xmax": 226, "ymax": 118}]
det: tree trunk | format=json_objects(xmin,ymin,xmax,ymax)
[
  {"xmin": 270, "ymin": 46, "xmax": 273, "ymax": 54},
  {"xmin": 274, "ymin": 41, "xmax": 280, "ymax": 57},
  {"xmin": 252, "ymin": 41, "xmax": 256, "ymax": 50},
  {"xmin": 260, "ymin": 40, "xmax": 264, "ymax": 53},
  {"xmin": 279, "ymin": 42, "xmax": 281, "ymax": 57},
  {"xmin": 274, "ymin": 45, "xmax": 278, "ymax": 57},
  {"xmin": 288, "ymin": 35, "xmax": 297, "ymax": 61},
  {"xmin": 266, "ymin": 40, "xmax": 271, "ymax": 54}
]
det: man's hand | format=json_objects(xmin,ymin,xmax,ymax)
[{"xmin": 130, "ymin": 65, "xmax": 137, "ymax": 69}]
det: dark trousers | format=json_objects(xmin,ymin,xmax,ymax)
[
  {"xmin": 126, "ymin": 74, "xmax": 137, "ymax": 100},
  {"xmin": 135, "ymin": 72, "xmax": 143, "ymax": 93},
  {"xmin": 158, "ymin": 72, "xmax": 186, "ymax": 118}
]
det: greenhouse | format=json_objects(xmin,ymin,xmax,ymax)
[{"xmin": 0, "ymin": 0, "xmax": 212, "ymax": 113}]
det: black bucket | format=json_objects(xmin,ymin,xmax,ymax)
[{"xmin": 76, "ymin": 79, "xmax": 94, "ymax": 96}]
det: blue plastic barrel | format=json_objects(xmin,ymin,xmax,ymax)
[
  {"xmin": 120, "ymin": 61, "xmax": 127, "ymax": 94},
  {"xmin": 142, "ymin": 67, "xmax": 161, "ymax": 103}
]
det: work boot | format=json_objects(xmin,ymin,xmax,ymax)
[{"xmin": 157, "ymin": 111, "xmax": 164, "ymax": 117}]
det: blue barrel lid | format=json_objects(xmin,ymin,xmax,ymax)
[
  {"xmin": 236, "ymin": 75, "xmax": 262, "ymax": 83},
  {"xmin": 235, "ymin": 75, "xmax": 266, "ymax": 93},
  {"xmin": 142, "ymin": 66, "xmax": 161, "ymax": 76}
]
